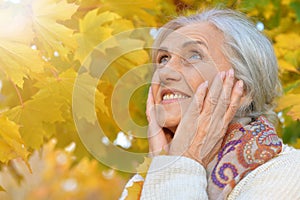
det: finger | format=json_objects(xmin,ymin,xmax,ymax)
[
  {"xmin": 146, "ymin": 87, "xmax": 155, "ymax": 122},
  {"xmin": 207, "ymin": 69, "xmax": 235, "ymax": 140},
  {"xmin": 189, "ymin": 75, "xmax": 238, "ymax": 163},
  {"xmin": 194, "ymin": 81, "xmax": 209, "ymax": 112},
  {"xmin": 213, "ymin": 69, "xmax": 235, "ymax": 118},
  {"xmin": 197, "ymin": 70, "xmax": 234, "ymax": 154},
  {"xmin": 146, "ymin": 87, "xmax": 159, "ymax": 136},
  {"xmin": 171, "ymin": 81, "xmax": 208, "ymax": 145},
  {"xmin": 201, "ymin": 71, "xmax": 225, "ymax": 116},
  {"xmin": 224, "ymin": 80, "xmax": 244, "ymax": 124},
  {"xmin": 146, "ymin": 87, "xmax": 153, "ymax": 115},
  {"xmin": 185, "ymin": 80, "xmax": 209, "ymax": 115},
  {"xmin": 169, "ymin": 81, "xmax": 208, "ymax": 156},
  {"xmin": 148, "ymin": 133, "xmax": 170, "ymax": 156}
]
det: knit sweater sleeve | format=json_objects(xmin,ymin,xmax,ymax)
[
  {"xmin": 228, "ymin": 149, "xmax": 300, "ymax": 200},
  {"xmin": 140, "ymin": 155, "xmax": 208, "ymax": 200}
]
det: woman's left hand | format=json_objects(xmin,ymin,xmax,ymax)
[{"xmin": 168, "ymin": 69, "xmax": 244, "ymax": 167}]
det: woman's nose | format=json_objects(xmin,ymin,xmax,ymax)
[{"xmin": 158, "ymin": 58, "xmax": 182, "ymax": 85}]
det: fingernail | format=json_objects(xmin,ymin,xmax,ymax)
[
  {"xmin": 200, "ymin": 81, "xmax": 208, "ymax": 89},
  {"xmin": 219, "ymin": 71, "xmax": 225, "ymax": 80},
  {"xmin": 228, "ymin": 69, "xmax": 234, "ymax": 78},
  {"xmin": 238, "ymin": 80, "xmax": 243, "ymax": 88}
]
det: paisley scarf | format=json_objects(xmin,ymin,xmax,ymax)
[
  {"xmin": 123, "ymin": 116, "xmax": 282, "ymax": 200},
  {"xmin": 207, "ymin": 116, "xmax": 282, "ymax": 199}
]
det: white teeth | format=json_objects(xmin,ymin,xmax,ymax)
[
  {"xmin": 163, "ymin": 94, "xmax": 169, "ymax": 100},
  {"xmin": 163, "ymin": 93, "xmax": 189, "ymax": 100}
]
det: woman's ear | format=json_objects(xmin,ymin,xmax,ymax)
[{"xmin": 238, "ymin": 95, "xmax": 254, "ymax": 114}]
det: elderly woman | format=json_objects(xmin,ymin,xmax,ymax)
[{"xmin": 121, "ymin": 8, "xmax": 300, "ymax": 199}]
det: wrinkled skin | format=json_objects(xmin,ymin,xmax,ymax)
[{"xmin": 146, "ymin": 22, "xmax": 244, "ymax": 167}]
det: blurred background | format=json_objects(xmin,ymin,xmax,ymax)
[{"xmin": 0, "ymin": 0, "xmax": 299, "ymax": 199}]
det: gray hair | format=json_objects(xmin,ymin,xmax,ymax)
[{"xmin": 152, "ymin": 8, "xmax": 282, "ymax": 125}]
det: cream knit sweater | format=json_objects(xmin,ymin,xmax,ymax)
[{"xmin": 120, "ymin": 145, "xmax": 300, "ymax": 200}]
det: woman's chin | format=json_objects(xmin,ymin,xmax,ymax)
[
  {"xmin": 158, "ymin": 118, "xmax": 180, "ymax": 133},
  {"xmin": 155, "ymin": 105, "xmax": 180, "ymax": 127}
]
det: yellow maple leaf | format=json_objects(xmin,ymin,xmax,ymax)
[
  {"xmin": 31, "ymin": 0, "xmax": 78, "ymax": 59},
  {"xmin": 0, "ymin": 2, "xmax": 45, "ymax": 88},
  {"xmin": 264, "ymin": 17, "xmax": 294, "ymax": 39},
  {"xmin": 0, "ymin": 139, "xmax": 125, "ymax": 199},
  {"xmin": 101, "ymin": 36, "xmax": 149, "ymax": 79},
  {"xmin": 110, "ymin": 19, "xmax": 135, "ymax": 34},
  {"xmin": 277, "ymin": 93, "xmax": 300, "ymax": 120},
  {"xmin": 124, "ymin": 157, "xmax": 153, "ymax": 200},
  {"xmin": 5, "ymin": 91, "xmax": 66, "ymax": 149},
  {"xmin": 0, "ymin": 116, "xmax": 30, "ymax": 166},
  {"xmin": 34, "ymin": 68, "xmax": 77, "ymax": 102},
  {"xmin": 263, "ymin": 3, "xmax": 275, "ymax": 20},
  {"xmin": 125, "ymin": 181, "xmax": 144, "ymax": 200},
  {"xmin": 136, "ymin": 157, "xmax": 152, "ymax": 179},
  {"xmin": 34, "ymin": 69, "xmax": 109, "ymax": 147},
  {"xmin": 0, "ymin": 40, "xmax": 45, "ymax": 88},
  {"xmin": 278, "ymin": 59, "xmax": 299, "ymax": 73},
  {"xmin": 99, "ymin": 0, "xmax": 159, "ymax": 26},
  {"xmin": 281, "ymin": 0, "xmax": 292, "ymax": 5},
  {"xmin": 74, "ymin": 10, "xmax": 121, "ymax": 63},
  {"xmin": 0, "ymin": 185, "xmax": 5, "ymax": 192},
  {"xmin": 275, "ymin": 33, "xmax": 300, "ymax": 51},
  {"xmin": 73, "ymin": 72, "xmax": 109, "ymax": 124},
  {"xmin": 287, "ymin": 105, "xmax": 300, "ymax": 120},
  {"xmin": 4, "ymin": 68, "xmax": 107, "ymax": 150},
  {"xmin": 292, "ymin": 138, "xmax": 300, "ymax": 149},
  {"xmin": 181, "ymin": 0, "xmax": 196, "ymax": 5}
]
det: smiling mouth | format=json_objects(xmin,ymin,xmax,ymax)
[
  {"xmin": 162, "ymin": 93, "xmax": 189, "ymax": 100},
  {"xmin": 161, "ymin": 90, "xmax": 191, "ymax": 102}
]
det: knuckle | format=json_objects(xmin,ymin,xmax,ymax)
[
  {"xmin": 197, "ymin": 88, "xmax": 207, "ymax": 98},
  {"xmin": 225, "ymin": 77, "xmax": 234, "ymax": 87},
  {"xmin": 195, "ymin": 89, "xmax": 206, "ymax": 101},
  {"xmin": 207, "ymin": 95, "xmax": 218, "ymax": 105},
  {"xmin": 221, "ymin": 94, "xmax": 230, "ymax": 106},
  {"xmin": 194, "ymin": 96, "xmax": 204, "ymax": 107},
  {"xmin": 228, "ymin": 103, "xmax": 239, "ymax": 113},
  {"xmin": 233, "ymin": 85, "xmax": 244, "ymax": 96},
  {"xmin": 203, "ymin": 107, "xmax": 214, "ymax": 115}
]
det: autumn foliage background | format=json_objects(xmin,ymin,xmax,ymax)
[{"xmin": 0, "ymin": 0, "xmax": 299, "ymax": 199}]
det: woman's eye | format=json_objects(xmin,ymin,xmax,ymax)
[
  {"xmin": 189, "ymin": 52, "xmax": 202, "ymax": 60},
  {"xmin": 158, "ymin": 55, "xmax": 169, "ymax": 65}
]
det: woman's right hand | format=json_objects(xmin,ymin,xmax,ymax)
[{"xmin": 146, "ymin": 87, "xmax": 170, "ymax": 157}]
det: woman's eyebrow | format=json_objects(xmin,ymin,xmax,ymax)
[
  {"xmin": 182, "ymin": 40, "xmax": 208, "ymax": 50},
  {"xmin": 157, "ymin": 47, "xmax": 168, "ymax": 52}
]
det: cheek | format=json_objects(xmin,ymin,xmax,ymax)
[{"xmin": 185, "ymin": 63, "xmax": 218, "ymax": 92}]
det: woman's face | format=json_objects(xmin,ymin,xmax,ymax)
[{"xmin": 151, "ymin": 22, "xmax": 232, "ymax": 132}]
